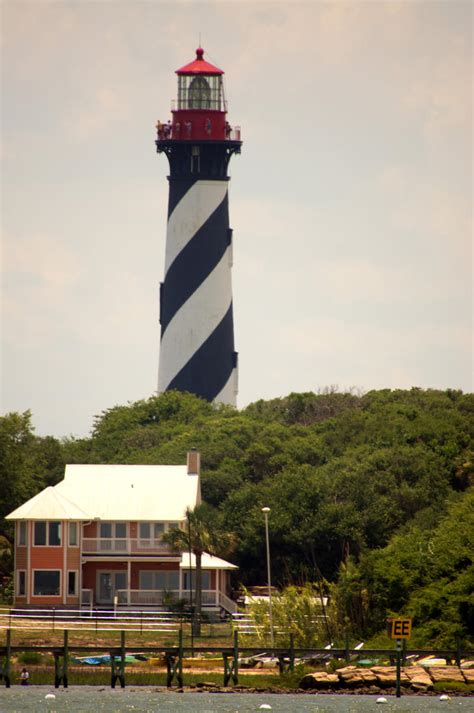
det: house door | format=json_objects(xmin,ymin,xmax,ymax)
[{"xmin": 97, "ymin": 571, "xmax": 127, "ymax": 604}]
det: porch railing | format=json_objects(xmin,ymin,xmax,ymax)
[
  {"xmin": 115, "ymin": 589, "xmax": 235, "ymax": 612},
  {"xmin": 82, "ymin": 538, "xmax": 175, "ymax": 555},
  {"xmin": 81, "ymin": 588, "xmax": 93, "ymax": 608},
  {"xmin": 218, "ymin": 590, "xmax": 238, "ymax": 614}
]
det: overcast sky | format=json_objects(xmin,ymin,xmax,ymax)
[{"xmin": 1, "ymin": 0, "xmax": 472, "ymax": 439}]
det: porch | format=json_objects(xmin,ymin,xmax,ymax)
[{"xmin": 80, "ymin": 555, "xmax": 238, "ymax": 614}]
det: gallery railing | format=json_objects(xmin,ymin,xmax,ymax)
[{"xmin": 81, "ymin": 538, "xmax": 175, "ymax": 555}]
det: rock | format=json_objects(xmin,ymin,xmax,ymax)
[
  {"xmin": 371, "ymin": 666, "xmax": 410, "ymax": 688},
  {"xmin": 336, "ymin": 666, "xmax": 358, "ymax": 675},
  {"xmin": 429, "ymin": 666, "xmax": 465, "ymax": 684},
  {"xmin": 299, "ymin": 672, "xmax": 340, "ymax": 689},
  {"xmin": 337, "ymin": 668, "xmax": 378, "ymax": 686},
  {"xmin": 405, "ymin": 665, "xmax": 433, "ymax": 691},
  {"xmin": 462, "ymin": 668, "xmax": 474, "ymax": 683}
]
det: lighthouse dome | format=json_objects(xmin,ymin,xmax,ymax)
[{"xmin": 176, "ymin": 47, "xmax": 224, "ymax": 76}]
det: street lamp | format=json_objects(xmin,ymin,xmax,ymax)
[{"xmin": 261, "ymin": 507, "xmax": 274, "ymax": 648}]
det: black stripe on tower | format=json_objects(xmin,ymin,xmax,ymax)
[
  {"xmin": 167, "ymin": 303, "xmax": 235, "ymax": 401},
  {"xmin": 167, "ymin": 177, "xmax": 197, "ymax": 217},
  {"xmin": 161, "ymin": 192, "xmax": 229, "ymax": 335}
]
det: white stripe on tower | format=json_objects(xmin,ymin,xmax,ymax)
[
  {"xmin": 214, "ymin": 367, "xmax": 238, "ymax": 404},
  {"xmin": 165, "ymin": 181, "xmax": 228, "ymax": 272},
  {"xmin": 158, "ymin": 246, "xmax": 233, "ymax": 393}
]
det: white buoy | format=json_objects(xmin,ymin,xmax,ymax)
[
  {"xmin": 376, "ymin": 697, "xmax": 388, "ymax": 704},
  {"xmin": 259, "ymin": 706, "xmax": 272, "ymax": 711},
  {"xmin": 45, "ymin": 693, "xmax": 56, "ymax": 699},
  {"xmin": 439, "ymin": 694, "xmax": 450, "ymax": 701}
]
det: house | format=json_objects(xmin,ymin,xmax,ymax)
[{"xmin": 6, "ymin": 450, "xmax": 237, "ymax": 613}]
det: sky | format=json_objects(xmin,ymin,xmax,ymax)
[{"xmin": 1, "ymin": 0, "xmax": 472, "ymax": 439}]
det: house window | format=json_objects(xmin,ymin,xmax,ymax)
[
  {"xmin": 67, "ymin": 571, "xmax": 78, "ymax": 596},
  {"xmin": 18, "ymin": 522, "xmax": 27, "ymax": 547},
  {"xmin": 138, "ymin": 522, "xmax": 180, "ymax": 545},
  {"xmin": 69, "ymin": 522, "xmax": 78, "ymax": 547},
  {"xmin": 99, "ymin": 523, "xmax": 127, "ymax": 552},
  {"xmin": 34, "ymin": 522, "xmax": 46, "ymax": 545},
  {"xmin": 100, "ymin": 523, "xmax": 127, "ymax": 538},
  {"xmin": 33, "ymin": 522, "xmax": 61, "ymax": 546},
  {"xmin": 139, "ymin": 523, "xmax": 164, "ymax": 541},
  {"xmin": 139, "ymin": 570, "xmax": 179, "ymax": 591},
  {"xmin": 33, "ymin": 570, "xmax": 60, "ymax": 596},
  {"xmin": 18, "ymin": 570, "xmax": 26, "ymax": 596},
  {"xmin": 183, "ymin": 570, "xmax": 211, "ymax": 590}
]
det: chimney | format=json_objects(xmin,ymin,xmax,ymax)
[{"xmin": 187, "ymin": 449, "xmax": 200, "ymax": 476}]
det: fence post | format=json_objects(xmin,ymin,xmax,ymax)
[
  {"xmin": 52, "ymin": 607, "xmax": 56, "ymax": 632},
  {"xmin": 64, "ymin": 630, "xmax": 69, "ymax": 687},
  {"xmin": 178, "ymin": 625, "xmax": 183, "ymax": 687},
  {"xmin": 395, "ymin": 639, "xmax": 402, "ymax": 698},
  {"xmin": 120, "ymin": 629, "xmax": 126, "ymax": 688},
  {"xmin": 233, "ymin": 629, "xmax": 239, "ymax": 685}
]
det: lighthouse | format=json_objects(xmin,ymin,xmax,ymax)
[{"xmin": 156, "ymin": 48, "xmax": 242, "ymax": 406}]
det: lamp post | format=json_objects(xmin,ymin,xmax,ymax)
[
  {"xmin": 261, "ymin": 507, "xmax": 274, "ymax": 648},
  {"xmin": 187, "ymin": 511, "xmax": 194, "ymax": 652}
]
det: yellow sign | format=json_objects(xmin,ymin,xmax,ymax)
[{"xmin": 387, "ymin": 617, "xmax": 412, "ymax": 639}]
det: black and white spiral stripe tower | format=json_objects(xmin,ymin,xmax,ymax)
[{"xmin": 156, "ymin": 48, "xmax": 242, "ymax": 405}]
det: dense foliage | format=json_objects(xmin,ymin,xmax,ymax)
[{"xmin": 1, "ymin": 388, "xmax": 472, "ymax": 646}]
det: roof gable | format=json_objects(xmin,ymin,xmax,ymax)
[{"xmin": 6, "ymin": 486, "xmax": 90, "ymax": 521}]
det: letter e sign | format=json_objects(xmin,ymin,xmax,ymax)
[{"xmin": 390, "ymin": 618, "xmax": 412, "ymax": 639}]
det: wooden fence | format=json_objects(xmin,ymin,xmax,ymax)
[{"xmin": 1, "ymin": 626, "xmax": 472, "ymax": 690}]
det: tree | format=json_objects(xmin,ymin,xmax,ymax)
[
  {"xmin": 163, "ymin": 503, "xmax": 235, "ymax": 635},
  {"xmin": 244, "ymin": 582, "xmax": 332, "ymax": 647}
]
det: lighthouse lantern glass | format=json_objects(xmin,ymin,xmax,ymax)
[{"xmin": 177, "ymin": 74, "xmax": 225, "ymax": 111}]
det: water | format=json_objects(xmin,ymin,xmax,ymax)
[{"xmin": 0, "ymin": 688, "xmax": 472, "ymax": 713}]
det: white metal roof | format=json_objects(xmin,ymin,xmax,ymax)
[
  {"xmin": 180, "ymin": 552, "xmax": 238, "ymax": 570},
  {"xmin": 6, "ymin": 464, "xmax": 200, "ymax": 522},
  {"xmin": 5, "ymin": 486, "xmax": 90, "ymax": 521}
]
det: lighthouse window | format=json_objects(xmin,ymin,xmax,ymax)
[{"xmin": 188, "ymin": 76, "xmax": 211, "ymax": 109}]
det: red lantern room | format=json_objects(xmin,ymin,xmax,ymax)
[{"xmin": 156, "ymin": 48, "xmax": 240, "ymax": 143}]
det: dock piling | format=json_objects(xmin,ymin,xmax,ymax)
[
  {"xmin": 165, "ymin": 627, "xmax": 183, "ymax": 687},
  {"xmin": 111, "ymin": 630, "xmax": 126, "ymax": 688},
  {"xmin": 54, "ymin": 630, "xmax": 68, "ymax": 688},
  {"xmin": 223, "ymin": 630, "xmax": 239, "ymax": 686},
  {"xmin": 0, "ymin": 628, "xmax": 11, "ymax": 687}
]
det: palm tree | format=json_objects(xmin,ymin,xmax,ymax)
[{"xmin": 164, "ymin": 503, "xmax": 234, "ymax": 636}]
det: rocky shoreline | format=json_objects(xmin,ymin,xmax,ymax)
[
  {"xmin": 172, "ymin": 663, "xmax": 474, "ymax": 696},
  {"xmin": 298, "ymin": 664, "xmax": 474, "ymax": 693}
]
